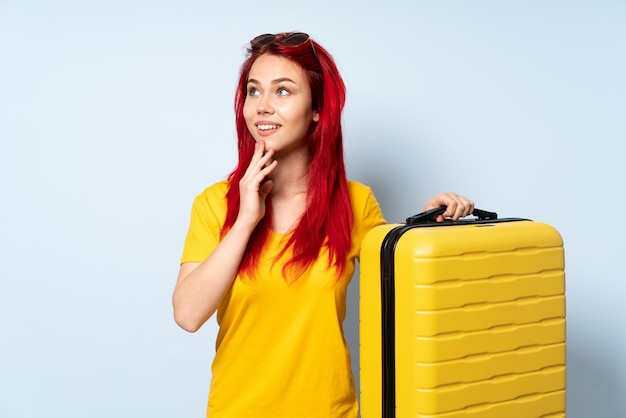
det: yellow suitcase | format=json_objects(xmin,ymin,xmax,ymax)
[{"xmin": 360, "ymin": 208, "xmax": 566, "ymax": 417}]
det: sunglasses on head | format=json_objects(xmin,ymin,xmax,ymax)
[{"xmin": 250, "ymin": 32, "xmax": 312, "ymax": 49}]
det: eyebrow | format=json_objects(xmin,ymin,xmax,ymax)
[{"xmin": 247, "ymin": 77, "xmax": 297, "ymax": 85}]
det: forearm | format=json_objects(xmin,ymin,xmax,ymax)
[
  {"xmin": 172, "ymin": 221, "xmax": 255, "ymax": 332},
  {"xmin": 174, "ymin": 141, "xmax": 278, "ymax": 331}
]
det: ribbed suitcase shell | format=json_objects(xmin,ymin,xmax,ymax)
[{"xmin": 360, "ymin": 218, "xmax": 566, "ymax": 418}]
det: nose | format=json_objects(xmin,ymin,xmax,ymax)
[{"xmin": 257, "ymin": 94, "xmax": 274, "ymax": 115}]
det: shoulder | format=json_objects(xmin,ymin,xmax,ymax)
[
  {"xmin": 347, "ymin": 180, "xmax": 386, "ymax": 254},
  {"xmin": 195, "ymin": 180, "xmax": 229, "ymax": 201},
  {"xmin": 347, "ymin": 180, "xmax": 374, "ymax": 200},
  {"xmin": 347, "ymin": 180, "xmax": 383, "ymax": 220},
  {"xmin": 196, "ymin": 180, "xmax": 228, "ymax": 202},
  {"xmin": 181, "ymin": 180, "xmax": 229, "ymax": 263},
  {"xmin": 190, "ymin": 180, "xmax": 230, "ymax": 219}
]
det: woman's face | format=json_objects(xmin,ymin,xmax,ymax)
[{"xmin": 243, "ymin": 54, "xmax": 319, "ymax": 156}]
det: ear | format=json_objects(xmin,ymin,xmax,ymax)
[{"xmin": 312, "ymin": 111, "xmax": 320, "ymax": 122}]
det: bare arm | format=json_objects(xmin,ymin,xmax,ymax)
[
  {"xmin": 172, "ymin": 141, "xmax": 277, "ymax": 332},
  {"xmin": 173, "ymin": 221, "xmax": 255, "ymax": 332}
]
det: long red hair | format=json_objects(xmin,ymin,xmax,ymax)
[{"xmin": 221, "ymin": 33, "xmax": 353, "ymax": 280}]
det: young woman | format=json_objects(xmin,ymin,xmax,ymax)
[{"xmin": 173, "ymin": 32, "xmax": 474, "ymax": 417}]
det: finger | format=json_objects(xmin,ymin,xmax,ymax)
[
  {"xmin": 423, "ymin": 192, "xmax": 474, "ymax": 220},
  {"xmin": 442, "ymin": 192, "xmax": 466, "ymax": 220},
  {"xmin": 259, "ymin": 159, "xmax": 278, "ymax": 181},
  {"xmin": 241, "ymin": 159, "xmax": 278, "ymax": 195},
  {"xmin": 452, "ymin": 194, "xmax": 466, "ymax": 220},
  {"xmin": 451, "ymin": 194, "xmax": 473, "ymax": 218},
  {"xmin": 451, "ymin": 195, "xmax": 474, "ymax": 219},
  {"xmin": 260, "ymin": 148, "xmax": 276, "ymax": 168},
  {"xmin": 249, "ymin": 140, "xmax": 268, "ymax": 166},
  {"xmin": 252, "ymin": 145, "xmax": 276, "ymax": 173},
  {"xmin": 441, "ymin": 193, "xmax": 459, "ymax": 219},
  {"xmin": 243, "ymin": 145, "xmax": 275, "ymax": 184},
  {"xmin": 460, "ymin": 196, "xmax": 475, "ymax": 217},
  {"xmin": 259, "ymin": 179, "xmax": 274, "ymax": 200}
]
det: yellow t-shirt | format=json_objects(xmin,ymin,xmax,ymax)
[{"xmin": 180, "ymin": 180, "xmax": 386, "ymax": 418}]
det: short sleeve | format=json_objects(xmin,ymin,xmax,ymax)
[
  {"xmin": 348, "ymin": 181, "xmax": 386, "ymax": 260},
  {"xmin": 180, "ymin": 181, "xmax": 228, "ymax": 264}
]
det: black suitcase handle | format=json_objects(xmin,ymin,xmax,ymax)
[{"xmin": 406, "ymin": 207, "xmax": 498, "ymax": 225}]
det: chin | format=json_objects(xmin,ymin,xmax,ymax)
[{"xmin": 260, "ymin": 137, "xmax": 278, "ymax": 149}]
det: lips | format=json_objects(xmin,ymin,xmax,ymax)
[
  {"xmin": 257, "ymin": 124, "xmax": 281, "ymax": 131},
  {"xmin": 255, "ymin": 122, "xmax": 281, "ymax": 137}
]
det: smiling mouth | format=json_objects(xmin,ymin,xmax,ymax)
[{"xmin": 257, "ymin": 124, "xmax": 281, "ymax": 131}]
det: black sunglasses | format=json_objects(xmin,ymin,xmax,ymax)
[{"xmin": 250, "ymin": 32, "xmax": 312, "ymax": 49}]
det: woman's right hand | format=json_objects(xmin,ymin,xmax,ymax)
[
  {"xmin": 173, "ymin": 140, "xmax": 278, "ymax": 332},
  {"xmin": 237, "ymin": 140, "xmax": 278, "ymax": 227}
]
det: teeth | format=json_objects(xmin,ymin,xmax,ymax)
[{"xmin": 258, "ymin": 124, "xmax": 280, "ymax": 131}]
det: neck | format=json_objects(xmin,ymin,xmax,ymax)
[{"xmin": 268, "ymin": 149, "xmax": 310, "ymax": 197}]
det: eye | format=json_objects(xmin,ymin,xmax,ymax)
[
  {"xmin": 247, "ymin": 86, "xmax": 260, "ymax": 96},
  {"xmin": 277, "ymin": 86, "xmax": 290, "ymax": 96}
]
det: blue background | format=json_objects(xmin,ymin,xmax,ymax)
[{"xmin": 1, "ymin": 1, "xmax": 624, "ymax": 417}]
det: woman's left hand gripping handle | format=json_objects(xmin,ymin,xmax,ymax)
[{"xmin": 237, "ymin": 140, "xmax": 278, "ymax": 228}]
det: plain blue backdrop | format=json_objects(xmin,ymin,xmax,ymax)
[{"xmin": 1, "ymin": 1, "xmax": 624, "ymax": 417}]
